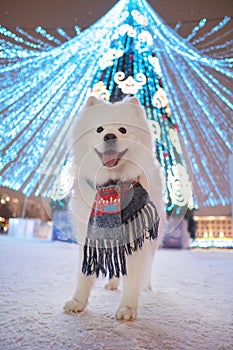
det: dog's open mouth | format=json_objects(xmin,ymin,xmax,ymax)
[{"xmin": 95, "ymin": 148, "xmax": 127, "ymax": 167}]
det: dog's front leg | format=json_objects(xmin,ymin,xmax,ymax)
[
  {"xmin": 64, "ymin": 247, "xmax": 95, "ymax": 314},
  {"xmin": 115, "ymin": 249, "xmax": 145, "ymax": 321}
]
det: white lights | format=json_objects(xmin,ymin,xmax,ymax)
[
  {"xmin": 99, "ymin": 48, "xmax": 124, "ymax": 70},
  {"xmin": 114, "ymin": 72, "xmax": 147, "ymax": 94}
]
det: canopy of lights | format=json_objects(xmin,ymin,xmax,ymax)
[{"xmin": 0, "ymin": 0, "xmax": 232, "ymax": 211}]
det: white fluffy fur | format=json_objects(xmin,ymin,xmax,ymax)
[{"xmin": 64, "ymin": 96, "xmax": 165, "ymax": 321}]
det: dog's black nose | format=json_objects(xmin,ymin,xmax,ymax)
[{"xmin": 104, "ymin": 133, "xmax": 117, "ymax": 142}]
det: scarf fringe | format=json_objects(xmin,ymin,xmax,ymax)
[{"xmin": 82, "ymin": 200, "xmax": 159, "ymax": 279}]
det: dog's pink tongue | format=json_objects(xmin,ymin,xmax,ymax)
[{"xmin": 102, "ymin": 150, "xmax": 118, "ymax": 167}]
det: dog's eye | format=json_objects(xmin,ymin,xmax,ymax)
[
  {"xmin": 96, "ymin": 126, "xmax": 104, "ymax": 133},
  {"xmin": 119, "ymin": 127, "xmax": 127, "ymax": 134}
]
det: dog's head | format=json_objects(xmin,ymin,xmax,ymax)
[{"xmin": 69, "ymin": 96, "xmax": 155, "ymax": 185}]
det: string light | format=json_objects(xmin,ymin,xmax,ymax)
[
  {"xmin": 74, "ymin": 26, "xmax": 81, "ymax": 36},
  {"xmin": 200, "ymin": 39, "xmax": 233, "ymax": 58},
  {"xmin": 15, "ymin": 26, "xmax": 53, "ymax": 50},
  {"xmin": 0, "ymin": 25, "xmax": 42, "ymax": 50},
  {"xmin": 35, "ymin": 26, "xmax": 62, "ymax": 46},
  {"xmin": 0, "ymin": 0, "xmax": 232, "ymax": 213},
  {"xmin": 191, "ymin": 16, "xmax": 231, "ymax": 46},
  {"xmin": 174, "ymin": 22, "xmax": 182, "ymax": 32},
  {"xmin": 56, "ymin": 28, "xmax": 71, "ymax": 41},
  {"xmin": 185, "ymin": 18, "xmax": 207, "ymax": 42}
]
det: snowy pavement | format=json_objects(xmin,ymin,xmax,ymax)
[{"xmin": 0, "ymin": 236, "xmax": 232, "ymax": 350}]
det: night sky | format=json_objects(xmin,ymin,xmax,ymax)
[{"xmin": 0, "ymin": 0, "xmax": 232, "ymax": 37}]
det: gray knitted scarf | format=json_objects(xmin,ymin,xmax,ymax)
[{"xmin": 82, "ymin": 180, "xmax": 159, "ymax": 279}]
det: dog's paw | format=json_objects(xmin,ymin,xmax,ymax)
[
  {"xmin": 105, "ymin": 278, "xmax": 119, "ymax": 291},
  {"xmin": 115, "ymin": 306, "xmax": 137, "ymax": 321},
  {"xmin": 63, "ymin": 299, "xmax": 87, "ymax": 314}
]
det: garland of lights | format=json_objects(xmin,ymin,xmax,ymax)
[
  {"xmin": 192, "ymin": 16, "xmax": 231, "ymax": 45},
  {"xmin": 185, "ymin": 18, "xmax": 206, "ymax": 42},
  {"xmin": 0, "ymin": 25, "xmax": 43, "ymax": 50},
  {"xmin": 15, "ymin": 26, "xmax": 53, "ymax": 50},
  {"xmin": 35, "ymin": 26, "xmax": 62, "ymax": 46},
  {"xmin": 56, "ymin": 28, "xmax": 71, "ymax": 41},
  {"xmin": 201, "ymin": 40, "xmax": 233, "ymax": 57},
  {"xmin": 0, "ymin": 0, "xmax": 232, "ymax": 212}
]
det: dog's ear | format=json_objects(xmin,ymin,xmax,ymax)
[
  {"xmin": 85, "ymin": 96, "xmax": 105, "ymax": 108},
  {"xmin": 124, "ymin": 96, "xmax": 141, "ymax": 106}
]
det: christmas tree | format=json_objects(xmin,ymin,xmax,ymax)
[{"xmin": 86, "ymin": 6, "xmax": 194, "ymax": 218}]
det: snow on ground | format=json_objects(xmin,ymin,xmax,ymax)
[{"xmin": 0, "ymin": 236, "xmax": 232, "ymax": 350}]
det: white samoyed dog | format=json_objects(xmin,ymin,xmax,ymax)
[{"xmin": 64, "ymin": 96, "xmax": 165, "ymax": 321}]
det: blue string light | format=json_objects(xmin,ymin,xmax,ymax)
[
  {"xmin": 15, "ymin": 26, "xmax": 53, "ymax": 50},
  {"xmin": 185, "ymin": 18, "xmax": 207, "ymax": 42},
  {"xmin": 201, "ymin": 39, "xmax": 233, "ymax": 58},
  {"xmin": 192, "ymin": 16, "xmax": 231, "ymax": 45},
  {"xmin": 56, "ymin": 28, "xmax": 71, "ymax": 41},
  {"xmin": 35, "ymin": 26, "xmax": 62, "ymax": 46},
  {"xmin": 0, "ymin": 25, "xmax": 42, "ymax": 50},
  {"xmin": 174, "ymin": 22, "xmax": 182, "ymax": 32}
]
